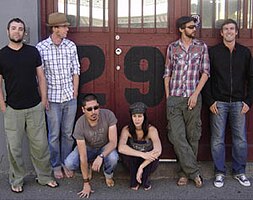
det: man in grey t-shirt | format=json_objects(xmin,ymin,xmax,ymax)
[{"xmin": 64, "ymin": 93, "xmax": 118, "ymax": 198}]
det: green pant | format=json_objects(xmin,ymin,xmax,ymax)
[
  {"xmin": 4, "ymin": 102, "xmax": 53, "ymax": 187},
  {"xmin": 166, "ymin": 95, "xmax": 202, "ymax": 180}
]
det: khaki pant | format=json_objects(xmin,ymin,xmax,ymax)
[
  {"xmin": 166, "ymin": 95, "xmax": 202, "ymax": 180},
  {"xmin": 4, "ymin": 102, "xmax": 53, "ymax": 187}
]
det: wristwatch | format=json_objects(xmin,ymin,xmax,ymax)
[{"xmin": 98, "ymin": 153, "xmax": 104, "ymax": 159}]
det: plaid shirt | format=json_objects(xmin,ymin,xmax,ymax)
[
  {"xmin": 36, "ymin": 37, "xmax": 80, "ymax": 103},
  {"xmin": 164, "ymin": 39, "xmax": 210, "ymax": 97}
]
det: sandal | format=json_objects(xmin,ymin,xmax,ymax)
[
  {"xmin": 11, "ymin": 185, "xmax": 23, "ymax": 193},
  {"xmin": 177, "ymin": 177, "xmax": 188, "ymax": 186},
  {"xmin": 144, "ymin": 185, "xmax": 152, "ymax": 191},
  {"xmin": 194, "ymin": 175, "xmax": 203, "ymax": 188},
  {"xmin": 46, "ymin": 180, "xmax": 59, "ymax": 188}
]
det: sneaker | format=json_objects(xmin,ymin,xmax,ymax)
[
  {"xmin": 233, "ymin": 174, "xmax": 251, "ymax": 187},
  {"xmin": 214, "ymin": 174, "xmax": 225, "ymax": 188}
]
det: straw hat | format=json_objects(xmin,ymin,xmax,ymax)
[{"xmin": 47, "ymin": 12, "xmax": 70, "ymax": 27}]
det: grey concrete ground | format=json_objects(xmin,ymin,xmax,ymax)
[{"xmin": 1, "ymin": 162, "xmax": 253, "ymax": 200}]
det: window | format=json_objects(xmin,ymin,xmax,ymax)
[
  {"xmin": 191, "ymin": 0, "xmax": 253, "ymax": 29},
  {"xmin": 117, "ymin": 0, "xmax": 168, "ymax": 28},
  {"xmin": 58, "ymin": 0, "xmax": 108, "ymax": 27}
]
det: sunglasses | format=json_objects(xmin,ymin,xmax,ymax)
[
  {"xmin": 185, "ymin": 25, "xmax": 196, "ymax": 29},
  {"xmin": 85, "ymin": 105, "xmax": 99, "ymax": 112}
]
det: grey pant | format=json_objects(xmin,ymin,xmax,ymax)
[
  {"xmin": 4, "ymin": 103, "xmax": 53, "ymax": 187},
  {"xmin": 166, "ymin": 95, "xmax": 202, "ymax": 180}
]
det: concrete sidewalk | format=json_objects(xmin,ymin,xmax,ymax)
[{"xmin": 1, "ymin": 161, "xmax": 253, "ymax": 200}]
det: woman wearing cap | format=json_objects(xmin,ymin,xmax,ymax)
[{"xmin": 118, "ymin": 102, "xmax": 162, "ymax": 190}]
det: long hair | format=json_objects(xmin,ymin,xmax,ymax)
[{"xmin": 128, "ymin": 113, "xmax": 149, "ymax": 140}]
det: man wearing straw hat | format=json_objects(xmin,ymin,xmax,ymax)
[{"xmin": 36, "ymin": 12, "xmax": 80, "ymax": 179}]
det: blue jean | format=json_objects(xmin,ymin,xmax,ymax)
[
  {"xmin": 211, "ymin": 101, "xmax": 247, "ymax": 175},
  {"xmin": 64, "ymin": 146, "xmax": 118, "ymax": 178},
  {"xmin": 46, "ymin": 99, "xmax": 77, "ymax": 170}
]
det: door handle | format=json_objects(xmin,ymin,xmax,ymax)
[{"xmin": 115, "ymin": 48, "xmax": 122, "ymax": 55}]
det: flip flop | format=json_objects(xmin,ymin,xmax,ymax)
[{"xmin": 11, "ymin": 185, "xmax": 23, "ymax": 193}]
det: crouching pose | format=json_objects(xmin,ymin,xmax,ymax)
[
  {"xmin": 63, "ymin": 93, "xmax": 118, "ymax": 198},
  {"xmin": 118, "ymin": 102, "xmax": 162, "ymax": 190}
]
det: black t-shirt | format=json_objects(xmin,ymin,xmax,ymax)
[{"xmin": 0, "ymin": 44, "xmax": 42, "ymax": 109}]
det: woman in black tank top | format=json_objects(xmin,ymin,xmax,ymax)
[{"xmin": 118, "ymin": 102, "xmax": 162, "ymax": 191}]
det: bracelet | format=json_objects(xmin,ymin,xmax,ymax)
[
  {"xmin": 98, "ymin": 153, "xmax": 104, "ymax": 159},
  {"xmin": 83, "ymin": 178, "xmax": 90, "ymax": 183}
]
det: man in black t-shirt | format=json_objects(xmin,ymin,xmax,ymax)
[{"xmin": 0, "ymin": 18, "xmax": 58, "ymax": 193}]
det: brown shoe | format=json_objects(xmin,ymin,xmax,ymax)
[
  {"xmin": 194, "ymin": 175, "xmax": 203, "ymax": 188},
  {"xmin": 177, "ymin": 177, "xmax": 188, "ymax": 186}
]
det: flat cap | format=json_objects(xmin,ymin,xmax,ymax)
[
  {"xmin": 129, "ymin": 102, "xmax": 147, "ymax": 115},
  {"xmin": 176, "ymin": 16, "xmax": 196, "ymax": 29}
]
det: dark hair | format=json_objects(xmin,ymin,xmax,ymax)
[
  {"xmin": 7, "ymin": 18, "xmax": 26, "ymax": 32},
  {"xmin": 128, "ymin": 113, "xmax": 149, "ymax": 140},
  {"xmin": 221, "ymin": 19, "xmax": 238, "ymax": 31},
  {"xmin": 82, "ymin": 93, "xmax": 98, "ymax": 106}
]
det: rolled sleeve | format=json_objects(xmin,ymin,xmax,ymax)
[{"xmin": 201, "ymin": 44, "xmax": 210, "ymax": 77}]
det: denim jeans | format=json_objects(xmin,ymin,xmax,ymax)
[
  {"xmin": 46, "ymin": 99, "xmax": 77, "ymax": 170},
  {"xmin": 64, "ymin": 146, "xmax": 118, "ymax": 178},
  {"xmin": 211, "ymin": 101, "xmax": 247, "ymax": 175}
]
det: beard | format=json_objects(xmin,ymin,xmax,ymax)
[
  {"xmin": 9, "ymin": 37, "xmax": 23, "ymax": 43},
  {"xmin": 90, "ymin": 113, "xmax": 98, "ymax": 121},
  {"xmin": 185, "ymin": 31, "xmax": 196, "ymax": 39}
]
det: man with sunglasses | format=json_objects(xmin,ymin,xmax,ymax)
[
  {"xmin": 63, "ymin": 93, "xmax": 118, "ymax": 198},
  {"xmin": 164, "ymin": 16, "xmax": 210, "ymax": 188}
]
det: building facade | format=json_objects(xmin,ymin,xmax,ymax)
[{"xmin": 1, "ymin": 0, "xmax": 253, "ymax": 171}]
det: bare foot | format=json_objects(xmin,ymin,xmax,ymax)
[
  {"xmin": 62, "ymin": 165, "xmax": 74, "ymax": 178},
  {"xmin": 54, "ymin": 169, "xmax": 64, "ymax": 179},
  {"xmin": 131, "ymin": 184, "xmax": 140, "ymax": 190},
  {"xmin": 11, "ymin": 185, "xmax": 23, "ymax": 193},
  {"xmin": 105, "ymin": 178, "xmax": 114, "ymax": 187}
]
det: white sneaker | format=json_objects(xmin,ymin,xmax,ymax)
[
  {"xmin": 214, "ymin": 174, "xmax": 225, "ymax": 188},
  {"xmin": 233, "ymin": 174, "xmax": 251, "ymax": 187}
]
